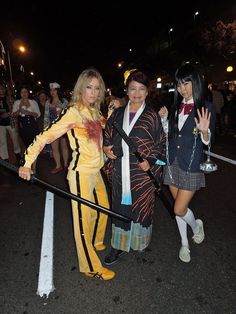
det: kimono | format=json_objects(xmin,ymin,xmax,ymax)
[{"xmin": 103, "ymin": 103, "xmax": 166, "ymax": 252}]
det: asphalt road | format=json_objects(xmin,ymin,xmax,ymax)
[{"xmin": 0, "ymin": 134, "xmax": 236, "ymax": 314}]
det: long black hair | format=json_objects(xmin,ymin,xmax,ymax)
[{"xmin": 169, "ymin": 63, "xmax": 206, "ymax": 138}]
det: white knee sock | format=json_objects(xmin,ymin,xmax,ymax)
[
  {"xmin": 181, "ymin": 208, "xmax": 198, "ymax": 234},
  {"xmin": 175, "ymin": 216, "xmax": 189, "ymax": 247}
]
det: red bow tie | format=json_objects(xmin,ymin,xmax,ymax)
[{"xmin": 179, "ymin": 103, "xmax": 194, "ymax": 115}]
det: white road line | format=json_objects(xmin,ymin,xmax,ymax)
[
  {"xmin": 204, "ymin": 151, "xmax": 236, "ymax": 165},
  {"xmin": 37, "ymin": 191, "xmax": 55, "ymax": 298}
]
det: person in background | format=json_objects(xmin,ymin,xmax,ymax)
[
  {"xmin": 0, "ymin": 83, "xmax": 21, "ymax": 163},
  {"xmin": 13, "ymin": 86, "xmax": 41, "ymax": 148},
  {"xmin": 211, "ymin": 84, "xmax": 224, "ymax": 136},
  {"xmin": 36, "ymin": 90, "xmax": 48, "ymax": 132},
  {"xmin": 103, "ymin": 70, "xmax": 166, "ymax": 265},
  {"xmin": 18, "ymin": 68, "xmax": 115, "ymax": 281},
  {"xmin": 230, "ymin": 86, "xmax": 236, "ymax": 137},
  {"xmin": 36, "ymin": 90, "xmax": 52, "ymax": 155},
  {"xmin": 220, "ymin": 83, "xmax": 231, "ymax": 134},
  {"xmin": 45, "ymin": 82, "xmax": 69, "ymax": 173},
  {"xmin": 12, "ymin": 86, "xmax": 40, "ymax": 172},
  {"xmin": 159, "ymin": 63, "xmax": 215, "ymax": 263}
]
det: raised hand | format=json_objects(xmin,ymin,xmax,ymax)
[{"xmin": 194, "ymin": 107, "xmax": 211, "ymax": 135}]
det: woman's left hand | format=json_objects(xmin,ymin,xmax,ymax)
[
  {"xmin": 194, "ymin": 107, "xmax": 211, "ymax": 134},
  {"xmin": 139, "ymin": 159, "xmax": 150, "ymax": 172}
]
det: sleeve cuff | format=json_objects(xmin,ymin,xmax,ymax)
[{"xmin": 201, "ymin": 129, "xmax": 211, "ymax": 145}]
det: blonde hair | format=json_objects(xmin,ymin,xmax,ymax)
[{"xmin": 69, "ymin": 68, "xmax": 105, "ymax": 114}]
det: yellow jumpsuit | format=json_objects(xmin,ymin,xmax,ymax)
[{"xmin": 22, "ymin": 105, "xmax": 109, "ymax": 273}]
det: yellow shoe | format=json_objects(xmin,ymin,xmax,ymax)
[
  {"xmin": 94, "ymin": 244, "xmax": 106, "ymax": 251},
  {"xmin": 85, "ymin": 267, "xmax": 115, "ymax": 280}
]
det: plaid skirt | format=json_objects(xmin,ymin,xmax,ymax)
[{"xmin": 163, "ymin": 161, "xmax": 205, "ymax": 191}]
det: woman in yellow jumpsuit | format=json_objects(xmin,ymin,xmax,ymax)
[{"xmin": 18, "ymin": 68, "xmax": 115, "ymax": 280}]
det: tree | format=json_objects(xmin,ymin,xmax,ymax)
[{"xmin": 200, "ymin": 20, "xmax": 236, "ymax": 61}]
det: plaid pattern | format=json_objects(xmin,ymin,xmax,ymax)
[{"xmin": 163, "ymin": 162, "xmax": 205, "ymax": 191}]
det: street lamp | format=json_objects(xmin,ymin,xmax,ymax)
[
  {"xmin": 226, "ymin": 66, "xmax": 234, "ymax": 72},
  {"xmin": 168, "ymin": 28, "xmax": 174, "ymax": 47},
  {"xmin": 0, "ymin": 40, "xmax": 27, "ymax": 94},
  {"xmin": 117, "ymin": 62, "xmax": 123, "ymax": 69},
  {"xmin": 194, "ymin": 11, "xmax": 199, "ymax": 20},
  {"xmin": 18, "ymin": 45, "xmax": 26, "ymax": 53}
]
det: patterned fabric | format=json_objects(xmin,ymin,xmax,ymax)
[
  {"xmin": 49, "ymin": 107, "xmax": 58, "ymax": 122},
  {"xmin": 44, "ymin": 99, "xmax": 68, "ymax": 126},
  {"xmin": 103, "ymin": 105, "xmax": 166, "ymax": 252},
  {"xmin": 163, "ymin": 159, "xmax": 205, "ymax": 191},
  {"xmin": 111, "ymin": 222, "xmax": 152, "ymax": 252}
]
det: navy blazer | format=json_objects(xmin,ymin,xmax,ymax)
[{"xmin": 168, "ymin": 101, "xmax": 216, "ymax": 172}]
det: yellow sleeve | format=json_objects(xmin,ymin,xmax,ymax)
[
  {"xmin": 99, "ymin": 112, "xmax": 107, "ymax": 129},
  {"xmin": 23, "ymin": 107, "xmax": 78, "ymax": 168}
]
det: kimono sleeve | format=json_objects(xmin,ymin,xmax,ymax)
[
  {"xmin": 145, "ymin": 113, "xmax": 166, "ymax": 167},
  {"xmin": 103, "ymin": 110, "xmax": 116, "ymax": 147}
]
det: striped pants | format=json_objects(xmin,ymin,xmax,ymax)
[{"xmin": 67, "ymin": 170, "xmax": 109, "ymax": 273}]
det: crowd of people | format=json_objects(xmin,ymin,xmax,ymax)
[
  {"xmin": 210, "ymin": 82, "xmax": 236, "ymax": 137},
  {"xmin": 1, "ymin": 62, "xmax": 235, "ymax": 281},
  {"xmin": 0, "ymin": 81, "xmax": 71, "ymax": 173}
]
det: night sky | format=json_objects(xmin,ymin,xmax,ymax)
[{"xmin": 1, "ymin": 1, "xmax": 235, "ymax": 91}]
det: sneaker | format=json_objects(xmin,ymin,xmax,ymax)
[
  {"xmin": 192, "ymin": 219, "xmax": 205, "ymax": 244},
  {"xmin": 104, "ymin": 248, "xmax": 126, "ymax": 266},
  {"xmin": 85, "ymin": 267, "xmax": 115, "ymax": 280},
  {"xmin": 50, "ymin": 166, "xmax": 63, "ymax": 174},
  {"xmin": 94, "ymin": 244, "xmax": 106, "ymax": 251},
  {"xmin": 179, "ymin": 246, "xmax": 191, "ymax": 263}
]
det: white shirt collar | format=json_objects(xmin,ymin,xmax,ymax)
[{"xmin": 182, "ymin": 97, "xmax": 194, "ymax": 104}]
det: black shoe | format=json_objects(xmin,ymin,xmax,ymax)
[{"xmin": 104, "ymin": 248, "xmax": 126, "ymax": 266}]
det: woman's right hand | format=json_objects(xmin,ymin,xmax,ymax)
[
  {"xmin": 108, "ymin": 99, "xmax": 121, "ymax": 110},
  {"xmin": 103, "ymin": 145, "xmax": 117, "ymax": 159},
  {"xmin": 158, "ymin": 106, "xmax": 168, "ymax": 119},
  {"xmin": 18, "ymin": 166, "xmax": 32, "ymax": 181}
]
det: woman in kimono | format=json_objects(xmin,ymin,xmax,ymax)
[{"xmin": 103, "ymin": 70, "xmax": 166, "ymax": 265}]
